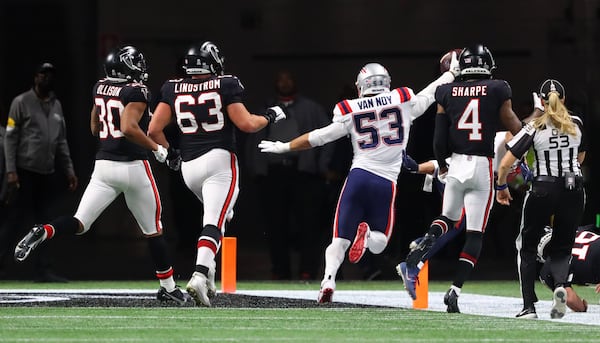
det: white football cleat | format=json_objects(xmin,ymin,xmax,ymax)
[
  {"xmin": 551, "ymin": 286, "xmax": 567, "ymax": 319},
  {"xmin": 186, "ymin": 272, "xmax": 211, "ymax": 307},
  {"xmin": 317, "ymin": 278, "xmax": 336, "ymax": 303}
]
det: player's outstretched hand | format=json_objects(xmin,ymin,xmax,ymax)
[
  {"xmin": 532, "ymin": 92, "xmax": 544, "ymax": 112},
  {"xmin": 153, "ymin": 144, "xmax": 168, "ymax": 163},
  {"xmin": 449, "ymin": 51, "xmax": 460, "ymax": 78},
  {"xmin": 264, "ymin": 106, "xmax": 286, "ymax": 124},
  {"xmin": 258, "ymin": 140, "xmax": 291, "ymax": 154}
]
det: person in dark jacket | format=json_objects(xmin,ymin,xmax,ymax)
[{"xmin": 1, "ymin": 62, "xmax": 78, "ymax": 282}]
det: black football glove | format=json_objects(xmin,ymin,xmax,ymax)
[
  {"xmin": 166, "ymin": 147, "xmax": 182, "ymax": 171},
  {"xmin": 402, "ymin": 151, "xmax": 419, "ymax": 173},
  {"xmin": 263, "ymin": 105, "xmax": 286, "ymax": 124}
]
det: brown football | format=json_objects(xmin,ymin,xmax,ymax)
[{"xmin": 439, "ymin": 48, "xmax": 463, "ymax": 74}]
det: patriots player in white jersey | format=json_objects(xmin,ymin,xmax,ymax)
[{"xmin": 259, "ymin": 53, "xmax": 460, "ymax": 302}]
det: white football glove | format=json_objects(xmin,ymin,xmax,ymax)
[
  {"xmin": 264, "ymin": 106, "xmax": 286, "ymax": 124},
  {"xmin": 449, "ymin": 51, "xmax": 460, "ymax": 78},
  {"xmin": 258, "ymin": 140, "xmax": 291, "ymax": 154},
  {"xmin": 532, "ymin": 92, "xmax": 544, "ymax": 112},
  {"xmin": 153, "ymin": 144, "xmax": 168, "ymax": 163}
]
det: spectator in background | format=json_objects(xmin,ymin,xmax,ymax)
[
  {"xmin": 0, "ymin": 63, "xmax": 78, "ymax": 282},
  {"xmin": 248, "ymin": 70, "xmax": 333, "ymax": 280}
]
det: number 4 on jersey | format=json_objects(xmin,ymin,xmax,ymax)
[{"xmin": 457, "ymin": 99, "xmax": 482, "ymax": 141}]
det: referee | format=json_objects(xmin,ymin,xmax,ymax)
[{"xmin": 496, "ymin": 79, "xmax": 587, "ymax": 320}]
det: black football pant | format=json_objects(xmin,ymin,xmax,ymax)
[{"xmin": 517, "ymin": 179, "xmax": 585, "ymax": 307}]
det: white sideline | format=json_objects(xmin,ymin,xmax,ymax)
[
  {"xmin": 2, "ymin": 289, "xmax": 599, "ymax": 326},
  {"xmin": 237, "ymin": 290, "xmax": 600, "ymax": 326}
]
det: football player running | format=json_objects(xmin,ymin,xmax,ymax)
[
  {"xmin": 397, "ymin": 134, "xmax": 533, "ymax": 302},
  {"xmin": 148, "ymin": 41, "xmax": 286, "ymax": 307},
  {"xmin": 402, "ymin": 44, "xmax": 523, "ymax": 313},
  {"xmin": 259, "ymin": 52, "xmax": 460, "ymax": 303},
  {"xmin": 14, "ymin": 46, "xmax": 192, "ymax": 305}
]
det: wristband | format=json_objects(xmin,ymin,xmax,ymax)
[{"xmin": 495, "ymin": 183, "xmax": 508, "ymax": 191}]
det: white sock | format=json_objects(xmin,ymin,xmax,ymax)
[
  {"xmin": 196, "ymin": 247, "xmax": 216, "ymax": 269},
  {"xmin": 322, "ymin": 238, "xmax": 350, "ymax": 282}
]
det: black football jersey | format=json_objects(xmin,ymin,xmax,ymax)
[
  {"xmin": 157, "ymin": 75, "xmax": 243, "ymax": 161},
  {"xmin": 92, "ymin": 79, "xmax": 150, "ymax": 161},
  {"xmin": 435, "ymin": 79, "xmax": 512, "ymax": 157},
  {"xmin": 570, "ymin": 226, "xmax": 600, "ymax": 284}
]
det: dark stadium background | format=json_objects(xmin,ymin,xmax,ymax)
[{"xmin": 0, "ymin": 0, "xmax": 597, "ymax": 281}]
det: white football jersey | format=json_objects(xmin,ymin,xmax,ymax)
[{"xmin": 332, "ymin": 87, "xmax": 431, "ymax": 182}]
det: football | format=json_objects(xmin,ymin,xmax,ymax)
[{"xmin": 439, "ymin": 48, "xmax": 463, "ymax": 74}]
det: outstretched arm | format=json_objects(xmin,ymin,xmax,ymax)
[
  {"xmin": 259, "ymin": 121, "xmax": 347, "ymax": 154},
  {"xmin": 228, "ymin": 103, "xmax": 286, "ymax": 133}
]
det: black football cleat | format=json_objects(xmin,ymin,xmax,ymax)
[
  {"xmin": 157, "ymin": 286, "xmax": 193, "ymax": 306},
  {"xmin": 444, "ymin": 288, "xmax": 460, "ymax": 313},
  {"xmin": 405, "ymin": 233, "xmax": 436, "ymax": 268},
  {"xmin": 14, "ymin": 225, "xmax": 46, "ymax": 262}
]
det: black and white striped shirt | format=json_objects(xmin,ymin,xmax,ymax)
[{"xmin": 507, "ymin": 115, "xmax": 586, "ymax": 177}]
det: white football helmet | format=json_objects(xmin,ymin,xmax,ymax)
[{"xmin": 355, "ymin": 63, "xmax": 391, "ymax": 98}]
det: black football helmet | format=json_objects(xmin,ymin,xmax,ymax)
[
  {"xmin": 104, "ymin": 45, "xmax": 148, "ymax": 83},
  {"xmin": 182, "ymin": 41, "xmax": 225, "ymax": 76},
  {"xmin": 458, "ymin": 44, "xmax": 496, "ymax": 79}
]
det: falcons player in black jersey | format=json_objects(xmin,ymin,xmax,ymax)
[
  {"xmin": 404, "ymin": 44, "xmax": 524, "ymax": 313},
  {"xmin": 538, "ymin": 225, "xmax": 600, "ymax": 313},
  {"xmin": 13, "ymin": 46, "xmax": 192, "ymax": 305},
  {"xmin": 148, "ymin": 41, "xmax": 286, "ymax": 307}
]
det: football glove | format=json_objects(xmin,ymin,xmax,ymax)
[
  {"xmin": 166, "ymin": 147, "xmax": 182, "ymax": 171},
  {"xmin": 519, "ymin": 160, "xmax": 533, "ymax": 183},
  {"xmin": 263, "ymin": 105, "xmax": 286, "ymax": 124},
  {"xmin": 402, "ymin": 151, "xmax": 419, "ymax": 173},
  {"xmin": 258, "ymin": 140, "xmax": 291, "ymax": 154},
  {"xmin": 153, "ymin": 144, "xmax": 168, "ymax": 163},
  {"xmin": 449, "ymin": 51, "xmax": 460, "ymax": 78},
  {"xmin": 532, "ymin": 92, "xmax": 544, "ymax": 112}
]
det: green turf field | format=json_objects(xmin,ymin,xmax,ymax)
[{"xmin": 1, "ymin": 280, "xmax": 600, "ymax": 342}]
